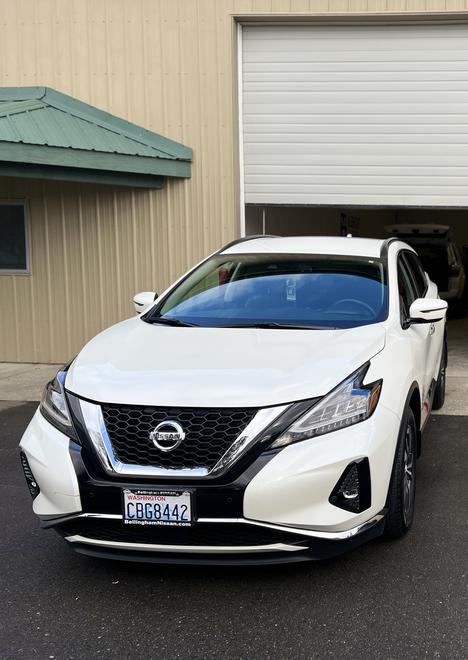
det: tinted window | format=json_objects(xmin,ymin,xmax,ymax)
[
  {"xmin": 148, "ymin": 254, "xmax": 388, "ymax": 329},
  {"xmin": 0, "ymin": 203, "xmax": 28, "ymax": 272},
  {"xmin": 404, "ymin": 251, "xmax": 427, "ymax": 298},
  {"xmin": 410, "ymin": 244, "xmax": 450, "ymax": 293},
  {"xmin": 397, "ymin": 256, "xmax": 417, "ymax": 320}
]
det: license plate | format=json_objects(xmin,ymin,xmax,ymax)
[{"xmin": 122, "ymin": 489, "xmax": 192, "ymax": 526}]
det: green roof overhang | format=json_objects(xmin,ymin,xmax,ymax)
[{"xmin": 0, "ymin": 87, "xmax": 192, "ymax": 188}]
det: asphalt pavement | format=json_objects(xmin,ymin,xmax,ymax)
[{"xmin": 1, "ymin": 402, "xmax": 467, "ymax": 660}]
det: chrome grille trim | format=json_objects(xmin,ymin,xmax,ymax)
[{"xmin": 79, "ymin": 400, "xmax": 288, "ymax": 478}]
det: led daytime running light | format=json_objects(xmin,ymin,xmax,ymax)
[
  {"xmin": 39, "ymin": 361, "xmax": 78, "ymax": 440},
  {"xmin": 271, "ymin": 365, "xmax": 382, "ymax": 449}
]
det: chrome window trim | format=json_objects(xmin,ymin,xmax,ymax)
[{"xmin": 79, "ymin": 400, "xmax": 288, "ymax": 478}]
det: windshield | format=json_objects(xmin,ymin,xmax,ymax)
[{"xmin": 146, "ymin": 253, "xmax": 388, "ymax": 329}]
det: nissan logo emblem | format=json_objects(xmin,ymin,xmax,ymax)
[{"xmin": 149, "ymin": 420, "xmax": 185, "ymax": 452}]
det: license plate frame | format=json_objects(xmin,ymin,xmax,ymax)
[{"xmin": 121, "ymin": 489, "xmax": 193, "ymax": 527}]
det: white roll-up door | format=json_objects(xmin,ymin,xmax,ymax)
[{"xmin": 242, "ymin": 25, "xmax": 468, "ymax": 207}]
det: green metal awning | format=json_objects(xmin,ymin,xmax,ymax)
[{"xmin": 0, "ymin": 87, "xmax": 192, "ymax": 188}]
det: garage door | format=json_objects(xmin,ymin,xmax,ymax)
[{"xmin": 242, "ymin": 25, "xmax": 468, "ymax": 207}]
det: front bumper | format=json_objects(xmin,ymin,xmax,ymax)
[
  {"xmin": 20, "ymin": 403, "xmax": 399, "ymax": 564},
  {"xmin": 52, "ymin": 514, "xmax": 386, "ymax": 565}
]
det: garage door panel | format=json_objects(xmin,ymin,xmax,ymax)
[
  {"xmin": 246, "ymin": 153, "xmax": 468, "ymax": 166},
  {"xmin": 246, "ymin": 91, "xmax": 468, "ymax": 103},
  {"xmin": 245, "ymin": 192, "xmax": 468, "ymax": 205},
  {"xmin": 245, "ymin": 41, "xmax": 468, "ymax": 55},
  {"xmin": 244, "ymin": 143, "xmax": 468, "ymax": 156},
  {"xmin": 242, "ymin": 25, "xmax": 468, "ymax": 207},
  {"xmin": 245, "ymin": 165, "xmax": 468, "ymax": 176},
  {"xmin": 244, "ymin": 115, "xmax": 468, "ymax": 126},
  {"xmin": 244, "ymin": 124, "xmax": 468, "ymax": 135},
  {"xmin": 243, "ymin": 25, "xmax": 468, "ymax": 40},
  {"xmin": 244, "ymin": 82, "xmax": 468, "ymax": 94},
  {"xmin": 246, "ymin": 174, "xmax": 468, "ymax": 186},
  {"xmin": 244, "ymin": 61, "xmax": 468, "ymax": 74},
  {"xmin": 244, "ymin": 133, "xmax": 468, "ymax": 145},
  {"xmin": 243, "ymin": 50, "xmax": 468, "ymax": 64},
  {"xmin": 245, "ymin": 183, "xmax": 468, "ymax": 194},
  {"xmin": 244, "ymin": 104, "xmax": 468, "ymax": 116},
  {"xmin": 244, "ymin": 72, "xmax": 468, "ymax": 82}
]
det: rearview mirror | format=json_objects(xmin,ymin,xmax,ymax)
[
  {"xmin": 133, "ymin": 291, "xmax": 158, "ymax": 314},
  {"xmin": 409, "ymin": 298, "xmax": 448, "ymax": 324}
]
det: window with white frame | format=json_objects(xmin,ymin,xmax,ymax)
[{"xmin": 0, "ymin": 202, "xmax": 29, "ymax": 273}]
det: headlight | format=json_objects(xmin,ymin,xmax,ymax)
[
  {"xmin": 40, "ymin": 361, "xmax": 79, "ymax": 441},
  {"xmin": 271, "ymin": 363, "xmax": 382, "ymax": 449}
]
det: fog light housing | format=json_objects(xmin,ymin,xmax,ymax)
[
  {"xmin": 329, "ymin": 458, "xmax": 371, "ymax": 513},
  {"xmin": 20, "ymin": 452, "xmax": 40, "ymax": 499}
]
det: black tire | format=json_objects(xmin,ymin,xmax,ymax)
[
  {"xmin": 384, "ymin": 407, "xmax": 417, "ymax": 539},
  {"xmin": 432, "ymin": 343, "xmax": 447, "ymax": 411}
]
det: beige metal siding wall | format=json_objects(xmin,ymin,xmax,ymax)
[{"xmin": 0, "ymin": 0, "xmax": 460, "ymax": 363}]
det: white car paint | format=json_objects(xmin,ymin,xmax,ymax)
[
  {"xmin": 66, "ymin": 321, "xmax": 386, "ymax": 408},
  {"xmin": 19, "ymin": 235, "xmax": 448, "ymax": 561},
  {"xmin": 20, "ymin": 410, "xmax": 82, "ymax": 517},
  {"xmin": 244, "ymin": 404, "xmax": 400, "ymax": 531}
]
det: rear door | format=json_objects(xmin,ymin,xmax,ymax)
[{"xmin": 403, "ymin": 251, "xmax": 444, "ymax": 415}]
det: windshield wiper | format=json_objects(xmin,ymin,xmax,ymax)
[
  {"xmin": 213, "ymin": 322, "xmax": 337, "ymax": 330},
  {"xmin": 151, "ymin": 317, "xmax": 200, "ymax": 328}
]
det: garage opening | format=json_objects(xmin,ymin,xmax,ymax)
[
  {"xmin": 245, "ymin": 205, "xmax": 468, "ymax": 318},
  {"xmin": 241, "ymin": 23, "xmax": 468, "ymax": 318}
]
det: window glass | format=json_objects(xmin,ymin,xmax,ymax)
[
  {"xmin": 404, "ymin": 251, "xmax": 427, "ymax": 298},
  {"xmin": 397, "ymin": 256, "xmax": 417, "ymax": 320},
  {"xmin": 0, "ymin": 204, "xmax": 28, "ymax": 272},
  {"xmin": 149, "ymin": 253, "xmax": 388, "ymax": 329},
  {"xmin": 410, "ymin": 244, "xmax": 450, "ymax": 293}
]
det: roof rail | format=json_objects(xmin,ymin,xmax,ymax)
[
  {"xmin": 380, "ymin": 237, "xmax": 400, "ymax": 258},
  {"xmin": 217, "ymin": 235, "xmax": 278, "ymax": 254}
]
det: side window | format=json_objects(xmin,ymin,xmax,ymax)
[
  {"xmin": 0, "ymin": 202, "xmax": 29, "ymax": 273},
  {"xmin": 397, "ymin": 256, "xmax": 417, "ymax": 323},
  {"xmin": 404, "ymin": 251, "xmax": 427, "ymax": 298},
  {"xmin": 179, "ymin": 261, "xmax": 234, "ymax": 304}
]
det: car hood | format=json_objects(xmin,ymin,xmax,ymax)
[{"xmin": 66, "ymin": 318, "xmax": 386, "ymax": 408}]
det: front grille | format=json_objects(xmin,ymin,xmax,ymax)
[
  {"xmin": 101, "ymin": 404, "xmax": 258, "ymax": 470},
  {"xmin": 58, "ymin": 519, "xmax": 307, "ymax": 547}
]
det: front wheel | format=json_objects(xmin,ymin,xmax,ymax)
[{"xmin": 384, "ymin": 408, "xmax": 417, "ymax": 538}]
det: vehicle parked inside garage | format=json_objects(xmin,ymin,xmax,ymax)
[
  {"xmin": 385, "ymin": 224, "xmax": 467, "ymax": 318},
  {"xmin": 19, "ymin": 236, "xmax": 447, "ymax": 564}
]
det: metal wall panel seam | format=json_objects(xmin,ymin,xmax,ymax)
[
  {"xmin": 60, "ymin": 184, "xmax": 72, "ymax": 358},
  {"xmin": 112, "ymin": 189, "xmax": 123, "ymax": 320},
  {"xmin": 77, "ymin": 192, "xmax": 89, "ymax": 347},
  {"xmin": 103, "ymin": 0, "xmax": 114, "ymax": 116},
  {"xmin": 42, "ymin": 184, "xmax": 54, "ymax": 363},
  {"xmin": 94, "ymin": 189, "xmax": 105, "ymax": 332},
  {"xmin": 11, "ymin": 276, "xmax": 20, "ymax": 361}
]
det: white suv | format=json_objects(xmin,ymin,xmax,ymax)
[{"xmin": 20, "ymin": 236, "xmax": 447, "ymax": 565}]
